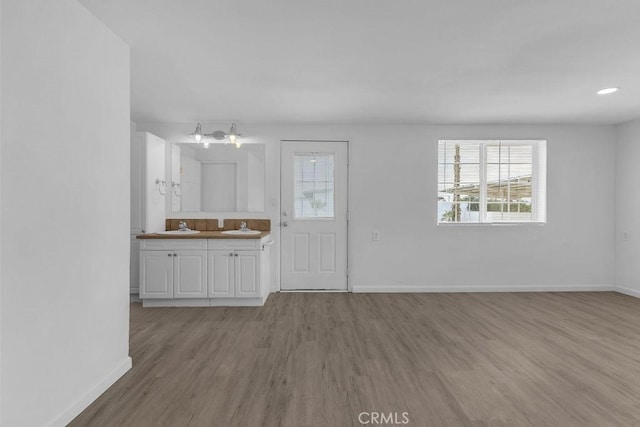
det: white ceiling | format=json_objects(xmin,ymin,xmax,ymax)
[{"xmin": 79, "ymin": 0, "xmax": 640, "ymax": 125}]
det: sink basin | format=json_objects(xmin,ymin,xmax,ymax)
[
  {"xmin": 157, "ymin": 230, "xmax": 201, "ymax": 235},
  {"xmin": 221, "ymin": 230, "xmax": 261, "ymax": 235}
]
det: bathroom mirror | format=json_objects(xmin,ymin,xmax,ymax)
[{"xmin": 169, "ymin": 143, "xmax": 265, "ymax": 213}]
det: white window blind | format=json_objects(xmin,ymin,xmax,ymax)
[
  {"xmin": 438, "ymin": 140, "xmax": 546, "ymax": 224},
  {"xmin": 294, "ymin": 154, "xmax": 335, "ymax": 218}
]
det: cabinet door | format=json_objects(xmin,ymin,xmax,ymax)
[
  {"xmin": 208, "ymin": 250, "xmax": 235, "ymax": 298},
  {"xmin": 235, "ymin": 251, "xmax": 261, "ymax": 298},
  {"xmin": 174, "ymin": 251, "xmax": 207, "ymax": 298},
  {"xmin": 140, "ymin": 251, "xmax": 173, "ymax": 299}
]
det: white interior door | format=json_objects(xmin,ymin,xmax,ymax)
[
  {"xmin": 181, "ymin": 156, "xmax": 201, "ymax": 211},
  {"xmin": 201, "ymin": 162, "xmax": 237, "ymax": 211},
  {"xmin": 281, "ymin": 141, "xmax": 348, "ymax": 290}
]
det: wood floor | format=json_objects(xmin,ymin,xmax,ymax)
[{"xmin": 71, "ymin": 292, "xmax": 640, "ymax": 426}]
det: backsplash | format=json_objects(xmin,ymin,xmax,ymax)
[
  {"xmin": 165, "ymin": 219, "xmax": 271, "ymax": 231},
  {"xmin": 221, "ymin": 219, "xmax": 271, "ymax": 231},
  {"xmin": 165, "ymin": 219, "xmax": 219, "ymax": 231}
]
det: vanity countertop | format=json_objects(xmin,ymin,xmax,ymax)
[{"xmin": 137, "ymin": 231, "xmax": 270, "ymax": 240}]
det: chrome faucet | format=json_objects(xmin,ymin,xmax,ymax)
[
  {"xmin": 239, "ymin": 221, "xmax": 248, "ymax": 231},
  {"xmin": 178, "ymin": 221, "xmax": 189, "ymax": 231}
]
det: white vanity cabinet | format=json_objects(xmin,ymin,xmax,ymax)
[
  {"xmin": 140, "ymin": 239, "xmax": 207, "ymax": 299},
  {"xmin": 207, "ymin": 238, "xmax": 268, "ymax": 300},
  {"xmin": 138, "ymin": 236, "xmax": 271, "ymax": 306},
  {"xmin": 208, "ymin": 250, "xmax": 262, "ymax": 298},
  {"xmin": 140, "ymin": 250, "xmax": 208, "ymax": 299}
]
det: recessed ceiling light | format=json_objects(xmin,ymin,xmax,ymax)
[{"xmin": 597, "ymin": 87, "xmax": 619, "ymax": 95}]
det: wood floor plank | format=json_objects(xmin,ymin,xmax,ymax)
[{"xmin": 70, "ymin": 292, "xmax": 640, "ymax": 426}]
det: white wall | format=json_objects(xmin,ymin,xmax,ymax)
[
  {"xmin": 139, "ymin": 123, "xmax": 616, "ymax": 293},
  {"xmin": 351, "ymin": 125, "xmax": 614, "ymax": 291},
  {"xmin": 1, "ymin": 1, "xmax": 131, "ymax": 426},
  {"xmin": 0, "ymin": 0, "xmax": 3, "ymax": 419},
  {"xmin": 615, "ymin": 119, "xmax": 640, "ymax": 297},
  {"xmin": 247, "ymin": 149, "xmax": 265, "ymax": 212}
]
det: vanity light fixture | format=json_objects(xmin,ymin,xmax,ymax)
[
  {"xmin": 187, "ymin": 122, "xmax": 244, "ymax": 148},
  {"xmin": 225, "ymin": 123, "xmax": 242, "ymax": 148},
  {"xmin": 597, "ymin": 87, "xmax": 619, "ymax": 95},
  {"xmin": 190, "ymin": 123, "xmax": 204, "ymax": 143}
]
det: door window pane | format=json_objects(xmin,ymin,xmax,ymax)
[{"xmin": 294, "ymin": 154, "xmax": 335, "ymax": 218}]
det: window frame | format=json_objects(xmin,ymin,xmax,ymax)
[
  {"xmin": 437, "ymin": 139, "xmax": 546, "ymax": 226},
  {"xmin": 293, "ymin": 152, "xmax": 336, "ymax": 220}
]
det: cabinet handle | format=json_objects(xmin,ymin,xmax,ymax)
[
  {"xmin": 167, "ymin": 253, "xmax": 171, "ymax": 257},
  {"xmin": 173, "ymin": 253, "xmax": 177, "ymax": 257},
  {"xmin": 235, "ymin": 253, "xmax": 238, "ymax": 257},
  {"xmin": 229, "ymin": 252, "xmax": 233, "ymax": 257}
]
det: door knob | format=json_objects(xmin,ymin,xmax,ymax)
[
  {"xmin": 167, "ymin": 253, "xmax": 171, "ymax": 257},
  {"xmin": 282, "ymin": 221, "xmax": 288, "ymax": 227},
  {"xmin": 229, "ymin": 252, "xmax": 233, "ymax": 256}
]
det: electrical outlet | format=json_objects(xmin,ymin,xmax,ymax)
[{"xmin": 372, "ymin": 231, "xmax": 381, "ymax": 241}]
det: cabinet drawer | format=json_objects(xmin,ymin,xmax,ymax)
[
  {"xmin": 140, "ymin": 239, "xmax": 207, "ymax": 251},
  {"xmin": 207, "ymin": 239, "xmax": 260, "ymax": 250}
]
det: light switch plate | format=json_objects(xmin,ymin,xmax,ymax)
[{"xmin": 372, "ymin": 231, "xmax": 381, "ymax": 241}]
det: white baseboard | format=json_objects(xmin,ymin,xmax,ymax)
[
  {"xmin": 352, "ymin": 284, "xmax": 615, "ymax": 293},
  {"xmin": 615, "ymin": 286, "xmax": 640, "ymax": 298},
  {"xmin": 49, "ymin": 356, "xmax": 132, "ymax": 427},
  {"xmin": 279, "ymin": 289, "xmax": 348, "ymax": 293},
  {"xmin": 141, "ymin": 295, "xmax": 269, "ymax": 307}
]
